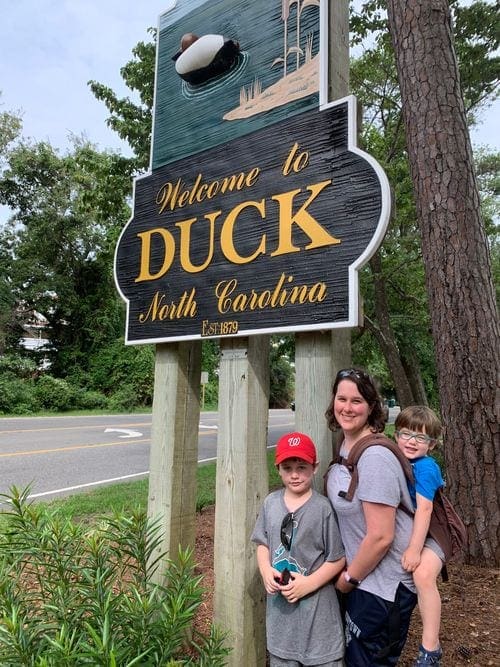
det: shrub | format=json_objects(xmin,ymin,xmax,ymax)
[
  {"xmin": 0, "ymin": 375, "xmax": 39, "ymax": 415},
  {"xmin": 34, "ymin": 375, "xmax": 78, "ymax": 411},
  {"xmin": 107, "ymin": 386, "xmax": 140, "ymax": 412},
  {"xmin": 73, "ymin": 388, "xmax": 108, "ymax": 410},
  {"xmin": 0, "ymin": 354, "xmax": 38, "ymax": 379},
  {"xmin": 87, "ymin": 341, "xmax": 154, "ymax": 406},
  {"xmin": 0, "ymin": 487, "xmax": 230, "ymax": 666}
]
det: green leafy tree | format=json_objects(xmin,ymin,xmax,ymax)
[
  {"xmin": 0, "ymin": 139, "xmax": 134, "ymax": 376},
  {"xmin": 0, "ymin": 102, "xmax": 23, "ymax": 355},
  {"xmin": 88, "ymin": 31, "xmax": 156, "ymax": 171},
  {"xmin": 269, "ymin": 336, "xmax": 295, "ymax": 407}
]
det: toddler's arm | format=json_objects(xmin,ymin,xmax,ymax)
[{"xmin": 402, "ymin": 492, "xmax": 433, "ymax": 571}]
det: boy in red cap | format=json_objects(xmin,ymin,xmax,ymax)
[{"xmin": 251, "ymin": 432, "xmax": 346, "ymax": 666}]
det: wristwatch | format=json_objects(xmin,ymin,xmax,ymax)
[{"xmin": 344, "ymin": 570, "xmax": 362, "ymax": 586}]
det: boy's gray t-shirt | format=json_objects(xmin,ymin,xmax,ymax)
[
  {"xmin": 327, "ymin": 445, "xmax": 417, "ymax": 601},
  {"xmin": 251, "ymin": 489, "xmax": 345, "ymax": 665}
]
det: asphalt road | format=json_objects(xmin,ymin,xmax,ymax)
[{"xmin": 0, "ymin": 410, "xmax": 296, "ymax": 501}]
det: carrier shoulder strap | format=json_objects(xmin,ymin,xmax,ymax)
[{"xmin": 338, "ymin": 433, "xmax": 414, "ymax": 501}]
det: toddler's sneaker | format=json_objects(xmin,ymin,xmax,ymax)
[{"xmin": 413, "ymin": 644, "xmax": 443, "ymax": 666}]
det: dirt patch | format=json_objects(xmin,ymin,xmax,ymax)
[{"xmin": 194, "ymin": 505, "xmax": 499, "ymax": 666}]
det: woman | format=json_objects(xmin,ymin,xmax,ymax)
[{"xmin": 325, "ymin": 368, "xmax": 417, "ymax": 666}]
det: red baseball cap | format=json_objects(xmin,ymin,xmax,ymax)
[{"xmin": 275, "ymin": 432, "xmax": 317, "ymax": 465}]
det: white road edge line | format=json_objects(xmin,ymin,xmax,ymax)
[
  {"xmin": 26, "ymin": 446, "xmax": 276, "ymax": 499},
  {"xmin": 27, "ymin": 471, "xmax": 150, "ymax": 499}
]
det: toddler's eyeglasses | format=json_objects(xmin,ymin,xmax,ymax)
[
  {"xmin": 280, "ymin": 512, "xmax": 294, "ymax": 550},
  {"xmin": 396, "ymin": 430, "xmax": 433, "ymax": 445}
]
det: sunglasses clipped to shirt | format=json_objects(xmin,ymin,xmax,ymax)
[{"xmin": 280, "ymin": 512, "xmax": 294, "ymax": 551}]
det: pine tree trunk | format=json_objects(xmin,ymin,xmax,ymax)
[{"xmin": 386, "ymin": 0, "xmax": 500, "ymax": 565}]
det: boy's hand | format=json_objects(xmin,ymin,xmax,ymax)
[
  {"xmin": 401, "ymin": 547, "xmax": 421, "ymax": 572},
  {"xmin": 279, "ymin": 572, "xmax": 311, "ymax": 604},
  {"xmin": 261, "ymin": 567, "xmax": 283, "ymax": 594}
]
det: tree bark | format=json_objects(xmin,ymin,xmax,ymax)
[{"xmin": 386, "ymin": 0, "xmax": 500, "ymax": 564}]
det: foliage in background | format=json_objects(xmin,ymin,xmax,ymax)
[
  {"xmin": 88, "ymin": 30, "xmax": 156, "ymax": 172},
  {"xmin": 0, "ymin": 487, "xmax": 230, "ymax": 666},
  {"xmin": 0, "ymin": 139, "xmax": 134, "ymax": 378},
  {"xmin": 269, "ymin": 336, "xmax": 295, "ymax": 407}
]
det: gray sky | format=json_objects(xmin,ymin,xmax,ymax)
[
  {"xmin": 0, "ymin": 0, "xmax": 172, "ymax": 156},
  {"xmin": 0, "ymin": 0, "xmax": 497, "ymax": 157}
]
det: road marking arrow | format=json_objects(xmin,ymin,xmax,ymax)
[{"xmin": 104, "ymin": 428, "xmax": 143, "ymax": 438}]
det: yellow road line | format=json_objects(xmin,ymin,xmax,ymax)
[
  {"xmin": 0, "ymin": 439, "xmax": 150, "ymax": 457},
  {"xmin": 0, "ymin": 430, "xmax": 214, "ymax": 458}
]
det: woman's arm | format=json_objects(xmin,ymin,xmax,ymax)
[
  {"xmin": 336, "ymin": 501, "xmax": 395, "ymax": 593},
  {"xmin": 401, "ymin": 493, "xmax": 433, "ymax": 571}
]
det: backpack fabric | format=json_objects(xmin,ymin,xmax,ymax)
[
  {"xmin": 324, "ymin": 433, "xmax": 467, "ymax": 568},
  {"xmin": 426, "ymin": 487, "xmax": 467, "ymax": 563}
]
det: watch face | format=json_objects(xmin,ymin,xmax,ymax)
[{"xmin": 345, "ymin": 571, "xmax": 360, "ymax": 586}]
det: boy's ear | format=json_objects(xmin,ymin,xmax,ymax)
[{"xmin": 313, "ymin": 461, "xmax": 320, "ymax": 473}]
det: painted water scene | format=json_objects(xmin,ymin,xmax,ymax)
[{"xmin": 152, "ymin": 0, "xmax": 321, "ymax": 169}]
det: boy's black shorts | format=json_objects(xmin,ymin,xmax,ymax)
[{"xmin": 343, "ymin": 582, "xmax": 417, "ymax": 666}]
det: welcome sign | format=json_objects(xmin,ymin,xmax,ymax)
[{"xmin": 114, "ymin": 0, "xmax": 390, "ymax": 344}]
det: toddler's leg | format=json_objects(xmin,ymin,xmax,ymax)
[{"xmin": 413, "ymin": 547, "xmax": 443, "ymax": 651}]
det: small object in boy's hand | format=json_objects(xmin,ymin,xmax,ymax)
[{"xmin": 274, "ymin": 568, "xmax": 291, "ymax": 585}]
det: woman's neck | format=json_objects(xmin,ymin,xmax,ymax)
[{"xmin": 342, "ymin": 425, "xmax": 374, "ymax": 452}]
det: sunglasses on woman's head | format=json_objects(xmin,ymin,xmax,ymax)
[{"xmin": 337, "ymin": 368, "xmax": 366, "ymax": 380}]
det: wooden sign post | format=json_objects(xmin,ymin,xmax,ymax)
[
  {"xmin": 147, "ymin": 341, "xmax": 201, "ymax": 582},
  {"xmin": 214, "ymin": 336, "xmax": 269, "ymax": 664}
]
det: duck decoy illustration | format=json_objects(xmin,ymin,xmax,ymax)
[{"xmin": 172, "ymin": 33, "xmax": 240, "ymax": 85}]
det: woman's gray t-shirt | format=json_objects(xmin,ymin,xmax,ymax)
[
  {"xmin": 326, "ymin": 445, "xmax": 417, "ymax": 601},
  {"xmin": 251, "ymin": 489, "xmax": 345, "ymax": 665}
]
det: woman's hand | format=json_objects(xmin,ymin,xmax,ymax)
[{"xmin": 335, "ymin": 572, "xmax": 355, "ymax": 594}]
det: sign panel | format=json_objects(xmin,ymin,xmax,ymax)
[{"xmin": 114, "ymin": 0, "xmax": 390, "ymax": 344}]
